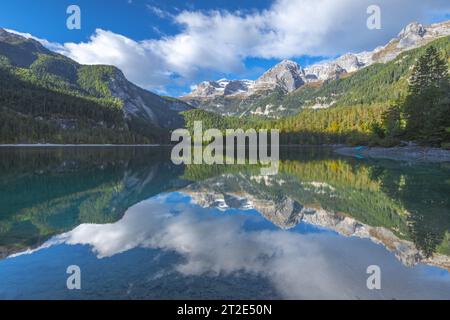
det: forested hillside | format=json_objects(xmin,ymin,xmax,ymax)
[
  {"xmin": 1, "ymin": 27, "xmax": 448, "ymax": 146},
  {"xmin": 239, "ymin": 36, "xmax": 448, "ymax": 116},
  {"xmin": 182, "ymin": 104, "xmax": 387, "ymax": 145},
  {"xmin": 0, "ymin": 29, "xmax": 188, "ymax": 144},
  {"xmin": 182, "ymin": 36, "xmax": 450, "ymax": 147}
]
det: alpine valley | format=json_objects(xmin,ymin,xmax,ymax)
[
  {"xmin": 0, "ymin": 20, "xmax": 449, "ymax": 146},
  {"xmin": 182, "ymin": 21, "xmax": 450, "ymax": 119},
  {"xmin": 2, "ymin": 3, "xmax": 450, "ymax": 300},
  {"xmin": 0, "ymin": 28, "xmax": 192, "ymax": 144}
]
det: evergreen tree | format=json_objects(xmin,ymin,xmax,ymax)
[
  {"xmin": 379, "ymin": 100, "xmax": 403, "ymax": 141},
  {"xmin": 403, "ymin": 46, "xmax": 450, "ymax": 144}
]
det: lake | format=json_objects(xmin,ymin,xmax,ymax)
[{"xmin": 0, "ymin": 146, "xmax": 449, "ymax": 299}]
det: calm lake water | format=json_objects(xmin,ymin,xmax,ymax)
[{"xmin": 0, "ymin": 146, "xmax": 450, "ymax": 299}]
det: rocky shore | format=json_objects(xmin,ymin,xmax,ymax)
[{"xmin": 335, "ymin": 146, "xmax": 450, "ymax": 163}]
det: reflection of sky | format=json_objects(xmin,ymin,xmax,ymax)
[{"xmin": 1, "ymin": 192, "xmax": 450, "ymax": 300}]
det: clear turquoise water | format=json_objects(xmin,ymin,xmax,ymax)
[{"xmin": 0, "ymin": 146, "xmax": 449, "ymax": 299}]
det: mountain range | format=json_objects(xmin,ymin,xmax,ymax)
[
  {"xmin": 182, "ymin": 20, "xmax": 450, "ymax": 118},
  {"xmin": 0, "ymin": 28, "xmax": 191, "ymax": 143},
  {"xmin": 0, "ymin": 20, "xmax": 449, "ymax": 144}
]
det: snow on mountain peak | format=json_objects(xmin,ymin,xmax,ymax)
[
  {"xmin": 184, "ymin": 20, "xmax": 450, "ymax": 100},
  {"xmin": 187, "ymin": 78, "xmax": 255, "ymax": 98}
]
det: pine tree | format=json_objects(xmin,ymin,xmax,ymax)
[
  {"xmin": 381, "ymin": 101, "xmax": 402, "ymax": 138},
  {"xmin": 403, "ymin": 46, "xmax": 449, "ymax": 144}
]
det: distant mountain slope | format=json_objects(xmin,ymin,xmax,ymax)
[
  {"xmin": 0, "ymin": 28, "xmax": 192, "ymax": 144},
  {"xmin": 255, "ymin": 35, "xmax": 450, "ymax": 111},
  {"xmin": 182, "ymin": 34, "xmax": 450, "ymax": 146},
  {"xmin": 182, "ymin": 20, "xmax": 450, "ymax": 118}
]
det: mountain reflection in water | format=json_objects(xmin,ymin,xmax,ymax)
[{"xmin": 0, "ymin": 146, "xmax": 449, "ymax": 299}]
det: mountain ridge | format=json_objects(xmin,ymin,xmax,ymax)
[
  {"xmin": 0, "ymin": 28, "xmax": 192, "ymax": 143},
  {"xmin": 182, "ymin": 20, "xmax": 450, "ymax": 117}
]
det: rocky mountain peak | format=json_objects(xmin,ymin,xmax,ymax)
[
  {"xmin": 0, "ymin": 28, "xmax": 47, "ymax": 49},
  {"xmin": 224, "ymin": 80, "xmax": 253, "ymax": 95},
  {"xmin": 304, "ymin": 62, "xmax": 345, "ymax": 82},
  {"xmin": 396, "ymin": 22, "xmax": 427, "ymax": 49},
  {"xmin": 398, "ymin": 22, "xmax": 426, "ymax": 39},
  {"xmin": 0, "ymin": 28, "xmax": 20, "ymax": 41},
  {"xmin": 373, "ymin": 20, "xmax": 449, "ymax": 62},
  {"xmin": 266, "ymin": 59, "xmax": 303, "ymax": 75},
  {"xmin": 193, "ymin": 81, "xmax": 223, "ymax": 97},
  {"xmin": 253, "ymin": 59, "xmax": 305, "ymax": 93},
  {"xmin": 278, "ymin": 59, "xmax": 302, "ymax": 69},
  {"xmin": 0, "ymin": 28, "xmax": 53, "ymax": 67},
  {"xmin": 334, "ymin": 53, "xmax": 365, "ymax": 73},
  {"xmin": 188, "ymin": 78, "xmax": 254, "ymax": 98}
]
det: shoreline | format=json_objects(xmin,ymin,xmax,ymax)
[
  {"xmin": 2, "ymin": 144, "xmax": 450, "ymax": 164},
  {"xmin": 335, "ymin": 146, "xmax": 450, "ymax": 163},
  {"xmin": 0, "ymin": 144, "xmax": 163, "ymax": 147}
]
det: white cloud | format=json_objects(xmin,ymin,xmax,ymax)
[
  {"xmin": 154, "ymin": 0, "xmax": 450, "ymax": 62},
  {"xmin": 61, "ymin": 29, "xmax": 172, "ymax": 91},
  {"xmin": 8, "ymin": 0, "xmax": 450, "ymax": 93},
  {"xmin": 15, "ymin": 193, "xmax": 450, "ymax": 299},
  {"xmin": 147, "ymin": 5, "xmax": 173, "ymax": 19}
]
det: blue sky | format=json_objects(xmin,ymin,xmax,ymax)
[
  {"xmin": 0, "ymin": 0, "xmax": 271, "ymax": 43},
  {"xmin": 1, "ymin": 0, "xmax": 449, "ymax": 96}
]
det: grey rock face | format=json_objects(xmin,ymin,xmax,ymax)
[
  {"xmin": 224, "ymin": 80, "xmax": 252, "ymax": 95},
  {"xmin": 195, "ymin": 81, "xmax": 224, "ymax": 97},
  {"xmin": 252, "ymin": 60, "xmax": 305, "ymax": 93},
  {"xmin": 334, "ymin": 54, "xmax": 365, "ymax": 73},
  {"xmin": 107, "ymin": 68, "xmax": 191, "ymax": 129},
  {"xmin": 398, "ymin": 22, "xmax": 426, "ymax": 39},
  {"xmin": 397, "ymin": 22, "xmax": 426, "ymax": 48},
  {"xmin": 187, "ymin": 79, "xmax": 254, "ymax": 98},
  {"xmin": 304, "ymin": 62, "xmax": 345, "ymax": 82},
  {"xmin": 108, "ymin": 69, "xmax": 157, "ymax": 122},
  {"xmin": 374, "ymin": 21, "xmax": 450, "ymax": 63}
]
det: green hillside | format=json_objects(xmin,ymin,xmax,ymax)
[
  {"xmin": 182, "ymin": 36, "xmax": 450, "ymax": 146},
  {"xmin": 0, "ymin": 29, "xmax": 186, "ymax": 144},
  {"xmin": 253, "ymin": 36, "xmax": 450, "ymax": 112},
  {"xmin": 336, "ymin": 38, "xmax": 449, "ymax": 107}
]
